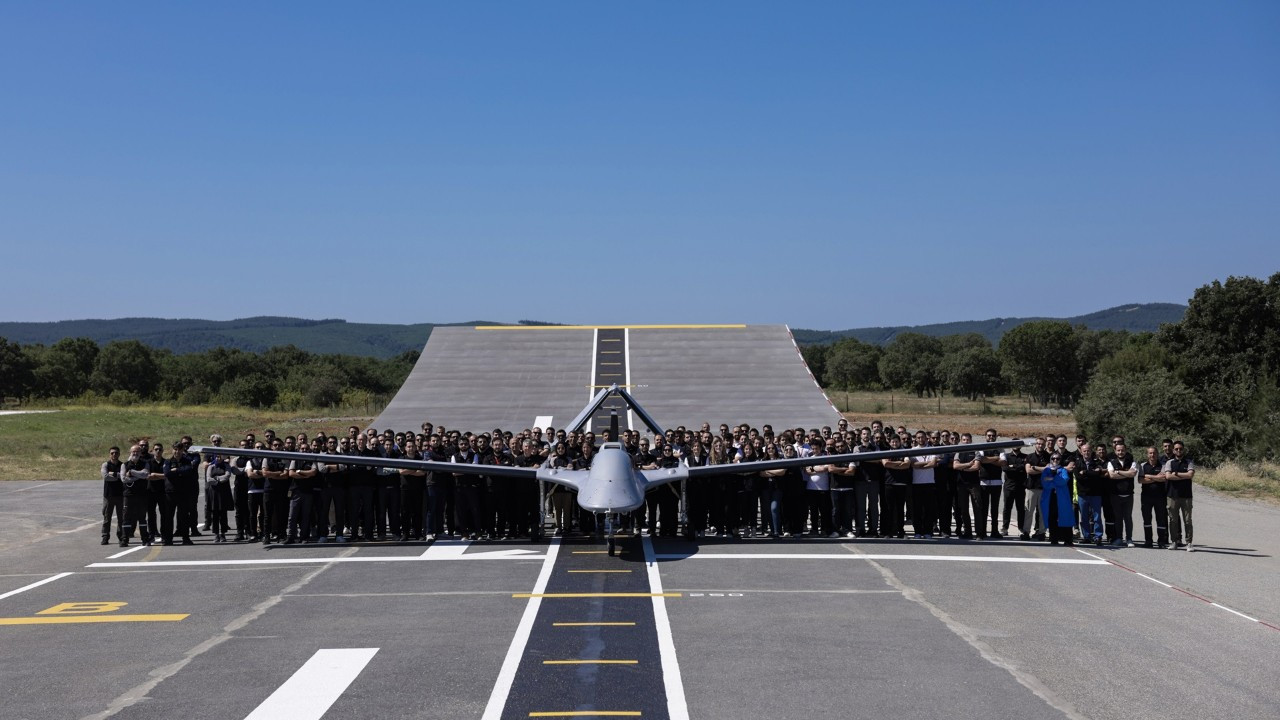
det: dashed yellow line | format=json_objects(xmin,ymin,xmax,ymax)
[
  {"xmin": 543, "ymin": 660, "xmax": 638, "ymax": 665},
  {"xmin": 553, "ymin": 622, "xmax": 637, "ymax": 627},
  {"xmin": 567, "ymin": 570, "xmax": 633, "ymax": 574}
]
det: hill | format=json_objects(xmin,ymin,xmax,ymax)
[
  {"xmin": 789, "ymin": 303, "xmax": 1186, "ymax": 346},
  {"xmin": 0, "ymin": 304, "xmax": 1185, "ymax": 357}
]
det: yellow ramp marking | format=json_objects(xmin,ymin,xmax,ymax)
[
  {"xmin": 543, "ymin": 659, "xmax": 638, "ymax": 665},
  {"xmin": 477, "ymin": 324, "xmax": 745, "ymax": 330},
  {"xmin": 38, "ymin": 601, "xmax": 127, "ymax": 615},
  {"xmin": 0, "ymin": 614, "xmax": 188, "ymax": 625},
  {"xmin": 567, "ymin": 570, "xmax": 633, "ymax": 574},
  {"xmin": 524, "ymin": 707, "xmax": 640, "ymax": 712},
  {"xmin": 514, "ymin": 593, "xmax": 679, "ymax": 598},
  {"xmin": 553, "ymin": 622, "xmax": 637, "ymax": 627}
]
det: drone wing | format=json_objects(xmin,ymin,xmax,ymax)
[
  {"xmin": 684, "ymin": 438, "xmax": 1031, "ymax": 477},
  {"xmin": 189, "ymin": 445, "xmax": 539, "ymax": 480}
]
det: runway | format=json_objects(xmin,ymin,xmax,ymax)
[{"xmin": 2, "ymin": 480, "xmax": 1278, "ymax": 720}]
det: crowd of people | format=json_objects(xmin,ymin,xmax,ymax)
[{"xmin": 96, "ymin": 417, "xmax": 1198, "ymax": 552}]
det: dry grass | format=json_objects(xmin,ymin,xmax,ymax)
[
  {"xmin": 0, "ymin": 404, "xmax": 374, "ymax": 482},
  {"xmin": 831, "ymin": 390, "xmax": 1077, "ymax": 439},
  {"xmin": 1198, "ymin": 461, "xmax": 1280, "ymax": 503}
]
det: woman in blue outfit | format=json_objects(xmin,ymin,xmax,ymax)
[{"xmin": 1040, "ymin": 452, "xmax": 1076, "ymax": 546}]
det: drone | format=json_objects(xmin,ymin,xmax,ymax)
[{"xmin": 193, "ymin": 384, "xmax": 1027, "ymax": 554}]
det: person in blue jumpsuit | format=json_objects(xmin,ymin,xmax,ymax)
[{"xmin": 1040, "ymin": 452, "xmax": 1076, "ymax": 546}]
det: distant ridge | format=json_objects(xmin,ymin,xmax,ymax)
[
  {"xmin": 790, "ymin": 303, "xmax": 1187, "ymax": 346},
  {"xmin": 0, "ymin": 304, "xmax": 1184, "ymax": 357}
]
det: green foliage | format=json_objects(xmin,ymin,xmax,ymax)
[
  {"xmin": 0, "ymin": 336, "xmax": 36, "ymax": 399},
  {"xmin": 879, "ymin": 333, "xmax": 943, "ymax": 397},
  {"xmin": 800, "ymin": 344, "xmax": 828, "ymax": 384},
  {"xmin": 90, "ymin": 340, "xmax": 160, "ymax": 398},
  {"xmin": 1243, "ymin": 375, "xmax": 1280, "ymax": 461},
  {"xmin": 177, "ymin": 383, "xmax": 213, "ymax": 406},
  {"xmin": 939, "ymin": 346, "xmax": 1002, "ymax": 400},
  {"xmin": 108, "ymin": 389, "xmax": 142, "ymax": 406},
  {"xmin": 1092, "ymin": 335, "xmax": 1173, "ymax": 379},
  {"xmin": 220, "ymin": 373, "xmax": 278, "ymax": 408},
  {"xmin": 823, "ymin": 338, "xmax": 882, "ymax": 390},
  {"xmin": 1075, "ymin": 368, "xmax": 1204, "ymax": 452},
  {"xmin": 998, "ymin": 321, "xmax": 1079, "ymax": 407}
]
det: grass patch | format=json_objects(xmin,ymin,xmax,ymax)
[
  {"xmin": 1198, "ymin": 461, "xmax": 1280, "ymax": 503},
  {"xmin": 0, "ymin": 404, "xmax": 374, "ymax": 482}
]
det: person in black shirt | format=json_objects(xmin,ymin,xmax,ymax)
[
  {"xmin": 952, "ymin": 434, "xmax": 981, "ymax": 539},
  {"xmin": 285, "ymin": 448, "xmax": 318, "ymax": 544},
  {"xmin": 121, "ymin": 445, "xmax": 152, "ymax": 546},
  {"xmin": 1022, "ymin": 437, "xmax": 1050, "ymax": 540},
  {"xmin": 162, "ymin": 443, "xmax": 199, "ymax": 546},
  {"xmin": 101, "ymin": 447, "xmax": 125, "ymax": 545},
  {"xmin": 1164, "ymin": 441, "xmax": 1196, "ymax": 551},
  {"xmin": 1000, "ymin": 445, "xmax": 1027, "ymax": 538},
  {"xmin": 881, "ymin": 435, "xmax": 912, "ymax": 538},
  {"xmin": 1106, "ymin": 441, "xmax": 1137, "ymax": 547},
  {"xmin": 1077, "ymin": 442, "xmax": 1107, "ymax": 545},
  {"xmin": 1137, "ymin": 446, "xmax": 1169, "ymax": 548}
]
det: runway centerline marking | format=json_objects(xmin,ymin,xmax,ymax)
[
  {"xmin": 543, "ymin": 659, "xmax": 638, "ymax": 665},
  {"xmin": 513, "ymin": 593, "xmax": 681, "ymax": 598},
  {"xmin": 0, "ymin": 572, "xmax": 73, "ymax": 600},
  {"xmin": 567, "ymin": 569, "xmax": 633, "ymax": 573},
  {"xmin": 243, "ymin": 648, "xmax": 378, "ymax": 720},
  {"xmin": 553, "ymin": 622, "xmax": 637, "ymax": 627},
  {"xmin": 528, "ymin": 713, "xmax": 641, "ymax": 718}
]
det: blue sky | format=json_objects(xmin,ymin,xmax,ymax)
[{"xmin": 2, "ymin": 1, "xmax": 1276, "ymax": 329}]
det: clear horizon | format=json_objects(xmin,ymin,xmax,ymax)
[{"xmin": 2, "ymin": 3, "xmax": 1275, "ymax": 327}]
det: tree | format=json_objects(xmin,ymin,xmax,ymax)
[
  {"xmin": 220, "ymin": 373, "xmax": 278, "ymax": 408},
  {"xmin": 800, "ymin": 344, "xmax": 828, "ymax": 386},
  {"xmin": 998, "ymin": 321, "xmax": 1079, "ymax": 407},
  {"xmin": 1075, "ymin": 368, "xmax": 1206, "ymax": 457},
  {"xmin": 879, "ymin": 333, "xmax": 944, "ymax": 397},
  {"xmin": 32, "ymin": 337, "xmax": 99, "ymax": 398},
  {"xmin": 90, "ymin": 340, "xmax": 159, "ymax": 398},
  {"xmin": 939, "ymin": 346, "xmax": 1002, "ymax": 400},
  {"xmin": 0, "ymin": 337, "xmax": 35, "ymax": 400},
  {"xmin": 823, "ymin": 338, "xmax": 882, "ymax": 390}
]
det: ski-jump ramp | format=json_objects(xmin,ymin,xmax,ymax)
[{"xmin": 372, "ymin": 324, "xmax": 841, "ymax": 435}]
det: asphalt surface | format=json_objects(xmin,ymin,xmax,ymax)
[{"xmin": 1, "ymin": 480, "xmax": 1278, "ymax": 720}]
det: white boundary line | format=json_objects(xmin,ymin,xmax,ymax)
[
  {"xmin": 480, "ymin": 537, "xmax": 562, "ymax": 720},
  {"xmin": 1075, "ymin": 548, "xmax": 1275, "ymax": 630},
  {"xmin": 0, "ymin": 572, "xmax": 73, "ymax": 600},
  {"xmin": 643, "ymin": 535, "xmax": 690, "ymax": 720},
  {"xmin": 656, "ymin": 553, "xmax": 1107, "ymax": 564},
  {"xmin": 88, "ymin": 550, "xmax": 546, "ymax": 569},
  {"xmin": 106, "ymin": 545, "xmax": 149, "ymax": 560},
  {"xmin": 244, "ymin": 648, "xmax": 379, "ymax": 720}
]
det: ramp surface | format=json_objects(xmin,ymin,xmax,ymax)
[{"xmin": 373, "ymin": 325, "xmax": 840, "ymax": 433}]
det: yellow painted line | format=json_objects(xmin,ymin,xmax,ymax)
[
  {"xmin": 513, "ymin": 593, "xmax": 680, "ymax": 598},
  {"xmin": 600, "ymin": 374, "xmax": 623, "ymax": 377},
  {"xmin": 0, "ymin": 614, "xmax": 189, "ymax": 626},
  {"xmin": 543, "ymin": 660, "xmax": 638, "ymax": 665},
  {"xmin": 600, "ymin": 338, "xmax": 622, "ymax": 342},
  {"xmin": 477, "ymin": 324, "xmax": 745, "ymax": 330},
  {"xmin": 567, "ymin": 569, "xmax": 633, "ymax": 574},
  {"xmin": 524, "ymin": 707, "xmax": 640, "ymax": 712},
  {"xmin": 600, "ymin": 351, "xmax": 622, "ymax": 354},
  {"xmin": 553, "ymin": 622, "xmax": 637, "ymax": 627}
]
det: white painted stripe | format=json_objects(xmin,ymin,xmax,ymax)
[
  {"xmin": 0, "ymin": 481, "xmax": 53, "ymax": 494},
  {"xmin": 481, "ymin": 537, "xmax": 562, "ymax": 720},
  {"xmin": 1210, "ymin": 602, "xmax": 1259, "ymax": 622},
  {"xmin": 643, "ymin": 535, "xmax": 690, "ymax": 720},
  {"xmin": 106, "ymin": 545, "xmax": 148, "ymax": 559},
  {"xmin": 243, "ymin": 648, "xmax": 378, "ymax": 720},
  {"xmin": 89, "ymin": 550, "xmax": 545, "ymax": 569},
  {"xmin": 57, "ymin": 520, "xmax": 100, "ymax": 534},
  {"xmin": 1073, "ymin": 548, "xmax": 1107, "ymax": 562},
  {"xmin": 588, "ymin": 330, "xmax": 599, "ymax": 404},
  {"xmin": 0, "ymin": 572, "xmax": 73, "ymax": 600},
  {"xmin": 624, "ymin": 327, "xmax": 634, "ymax": 431},
  {"xmin": 1132, "ymin": 571, "xmax": 1173, "ymax": 588},
  {"xmin": 655, "ymin": 553, "xmax": 1107, "ymax": 564}
]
